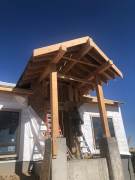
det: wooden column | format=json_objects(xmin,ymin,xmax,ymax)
[
  {"xmin": 50, "ymin": 63, "xmax": 59, "ymax": 138},
  {"xmin": 95, "ymin": 75, "xmax": 110, "ymax": 137}
]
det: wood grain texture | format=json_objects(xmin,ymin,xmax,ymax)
[
  {"xmin": 40, "ymin": 152, "xmax": 51, "ymax": 180},
  {"xmin": 50, "ymin": 64, "xmax": 59, "ymax": 138},
  {"xmin": 95, "ymin": 75, "xmax": 110, "ymax": 137}
]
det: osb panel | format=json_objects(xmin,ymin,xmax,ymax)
[{"xmin": 40, "ymin": 152, "xmax": 51, "ymax": 180}]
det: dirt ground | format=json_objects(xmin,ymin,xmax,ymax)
[{"xmin": 0, "ymin": 172, "xmax": 39, "ymax": 180}]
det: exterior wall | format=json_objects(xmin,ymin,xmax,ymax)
[
  {"xmin": 0, "ymin": 91, "xmax": 45, "ymax": 165},
  {"xmin": 78, "ymin": 102, "xmax": 129, "ymax": 155},
  {"xmin": 0, "ymin": 91, "xmax": 30, "ymax": 162}
]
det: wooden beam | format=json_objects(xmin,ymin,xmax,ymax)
[
  {"xmin": 85, "ymin": 84, "xmax": 95, "ymax": 92},
  {"xmin": 50, "ymin": 64, "xmax": 59, "ymax": 138},
  {"xmin": 95, "ymin": 75, "xmax": 110, "ymax": 137},
  {"xmin": 62, "ymin": 56, "xmax": 98, "ymax": 67},
  {"xmin": 111, "ymin": 64, "xmax": 123, "ymax": 78},
  {"xmin": 0, "ymin": 86, "xmax": 34, "ymax": 95},
  {"xmin": 33, "ymin": 53, "xmax": 55, "ymax": 62},
  {"xmin": 33, "ymin": 36, "xmax": 89, "ymax": 57},
  {"xmin": 29, "ymin": 61, "xmax": 48, "ymax": 69},
  {"xmin": 57, "ymin": 73, "xmax": 95, "ymax": 85},
  {"xmin": 75, "ymin": 89, "xmax": 78, "ymax": 102},
  {"xmin": 88, "ymin": 51, "xmax": 116, "ymax": 79},
  {"xmin": 60, "ymin": 38, "xmax": 93, "ymax": 74},
  {"xmin": 19, "ymin": 78, "xmax": 38, "ymax": 86},
  {"xmin": 37, "ymin": 45, "xmax": 67, "ymax": 83},
  {"xmin": 25, "ymin": 67, "xmax": 44, "ymax": 75},
  {"xmin": 75, "ymin": 60, "xmax": 113, "ymax": 89},
  {"xmin": 22, "ymin": 72, "xmax": 40, "ymax": 81},
  {"xmin": 68, "ymin": 85, "xmax": 73, "ymax": 101}
]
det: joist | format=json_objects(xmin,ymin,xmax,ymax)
[
  {"xmin": 62, "ymin": 56, "xmax": 98, "ymax": 67},
  {"xmin": 57, "ymin": 73, "xmax": 95, "ymax": 85},
  {"xmin": 37, "ymin": 45, "xmax": 67, "ymax": 83},
  {"xmin": 19, "ymin": 78, "xmax": 38, "ymax": 86},
  {"xmin": 33, "ymin": 53, "xmax": 55, "ymax": 62},
  {"xmin": 0, "ymin": 86, "xmax": 34, "ymax": 95},
  {"xmin": 25, "ymin": 67, "xmax": 44, "ymax": 75},
  {"xmin": 75, "ymin": 60, "xmax": 113, "ymax": 89},
  {"xmin": 88, "ymin": 51, "xmax": 116, "ymax": 79},
  {"xmin": 95, "ymin": 75, "xmax": 110, "ymax": 137},
  {"xmin": 60, "ymin": 38, "xmax": 93, "ymax": 74},
  {"xmin": 29, "ymin": 61, "xmax": 48, "ymax": 69},
  {"xmin": 84, "ymin": 84, "xmax": 95, "ymax": 92},
  {"xmin": 50, "ymin": 64, "xmax": 59, "ymax": 138},
  {"xmin": 22, "ymin": 72, "xmax": 40, "ymax": 81}
]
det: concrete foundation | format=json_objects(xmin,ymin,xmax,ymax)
[
  {"xmin": 67, "ymin": 158, "xmax": 109, "ymax": 180},
  {"xmin": 121, "ymin": 155, "xmax": 135, "ymax": 180},
  {"xmin": 99, "ymin": 137, "xmax": 125, "ymax": 180}
]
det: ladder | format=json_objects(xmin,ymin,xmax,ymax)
[
  {"xmin": 44, "ymin": 99, "xmax": 73, "ymax": 160},
  {"xmin": 72, "ymin": 122, "xmax": 92, "ymax": 159}
]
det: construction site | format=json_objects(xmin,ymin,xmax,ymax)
[{"xmin": 0, "ymin": 37, "xmax": 134, "ymax": 180}]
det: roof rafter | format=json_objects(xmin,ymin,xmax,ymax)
[
  {"xmin": 60, "ymin": 38, "xmax": 93, "ymax": 74},
  {"xmin": 37, "ymin": 45, "xmax": 67, "ymax": 83},
  {"xmin": 75, "ymin": 60, "xmax": 113, "ymax": 89}
]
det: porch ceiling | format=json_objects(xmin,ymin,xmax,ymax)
[{"xmin": 17, "ymin": 36, "xmax": 123, "ymax": 93}]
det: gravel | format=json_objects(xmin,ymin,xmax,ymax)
[{"xmin": 0, "ymin": 173, "xmax": 39, "ymax": 180}]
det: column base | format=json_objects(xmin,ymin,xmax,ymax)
[{"xmin": 99, "ymin": 137, "xmax": 125, "ymax": 180}]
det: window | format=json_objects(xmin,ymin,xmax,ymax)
[
  {"xmin": 92, "ymin": 117, "xmax": 115, "ymax": 149},
  {"xmin": 0, "ymin": 109, "xmax": 21, "ymax": 158}
]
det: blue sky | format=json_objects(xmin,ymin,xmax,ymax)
[{"xmin": 0, "ymin": 0, "xmax": 135, "ymax": 146}]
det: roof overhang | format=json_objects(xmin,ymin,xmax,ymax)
[{"xmin": 17, "ymin": 36, "xmax": 123, "ymax": 94}]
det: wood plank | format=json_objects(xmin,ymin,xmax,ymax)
[
  {"xmin": 0, "ymin": 86, "xmax": 34, "ymax": 94},
  {"xmin": 60, "ymin": 38, "xmax": 93, "ymax": 74},
  {"xmin": 37, "ymin": 45, "xmax": 67, "ymax": 83},
  {"xmin": 111, "ymin": 64, "xmax": 123, "ymax": 78},
  {"xmin": 88, "ymin": 51, "xmax": 116, "ymax": 79},
  {"xmin": 62, "ymin": 56, "xmax": 98, "ymax": 67},
  {"xmin": 57, "ymin": 73, "xmax": 95, "ymax": 85},
  {"xmin": 75, "ymin": 89, "xmax": 78, "ymax": 102},
  {"xmin": 19, "ymin": 77, "xmax": 38, "ymax": 86},
  {"xmin": 29, "ymin": 61, "xmax": 48, "ymax": 69},
  {"xmin": 75, "ymin": 60, "xmax": 113, "ymax": 89},
  {"xmin": 50, "ymin": 64, "xmax": 59, "ymax": 138},
  {"xmin": 33, "ymin": 53, "xmax": 55, "ymax": 62},
  {"xmin": 95, "ymin": 75, "xmax": 110, "ymax": 137},
  {"xmin": 40, "ymin": 152, "xmax": 51, "ymax": 180},
  {"xmin": 52, "ymin": 138, "xmax": 57, "ymax": 159},
  {"xmin": 85, "ymin": 84, "xmax": 95, "ymax": 92},
  {"xmin": 25, "ymin": 67, "xmax": 44, "ymax": 75},
  {"xmin": 22, "ymin": 72, "xmax": 40, "ymax": 81},
  {"xmin": 68, "ymin": 85, "xmax": 73, "ymax": 101},
  {"xmin": 34, "ymin": 36, "xmax": 89, "ymax": 57}
]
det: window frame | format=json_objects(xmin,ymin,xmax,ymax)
[
  {"xmin": 90, "ymin": 115, "xmax": 116, "ymax": 150},
  {"xmin": 0, "ymin": 108, "xmax": 21, "ymax": 159}
]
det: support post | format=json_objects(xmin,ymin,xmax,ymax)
[
  {"xmin": 95, "ymin": 75, "xmax": 110, "ymax": 137},
  {"xmin": 50, "ymin": 63, "xmax": 59, "ymax": 138}
]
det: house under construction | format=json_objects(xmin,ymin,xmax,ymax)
[{"xmin": 0, "ymin": 37, "xmax": 134, "ymax": 180}]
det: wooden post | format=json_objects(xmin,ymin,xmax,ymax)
[
  {"xmin": 68, "ymin": 84, "xmax": 73, "ymax": 101},
  {"xmin": 50, "ymin": 63, "xmax": 59, "ymax": 138},
  {"xmin": 95, "ymin": 75, "xmax": 110, "ymax": 137}
]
